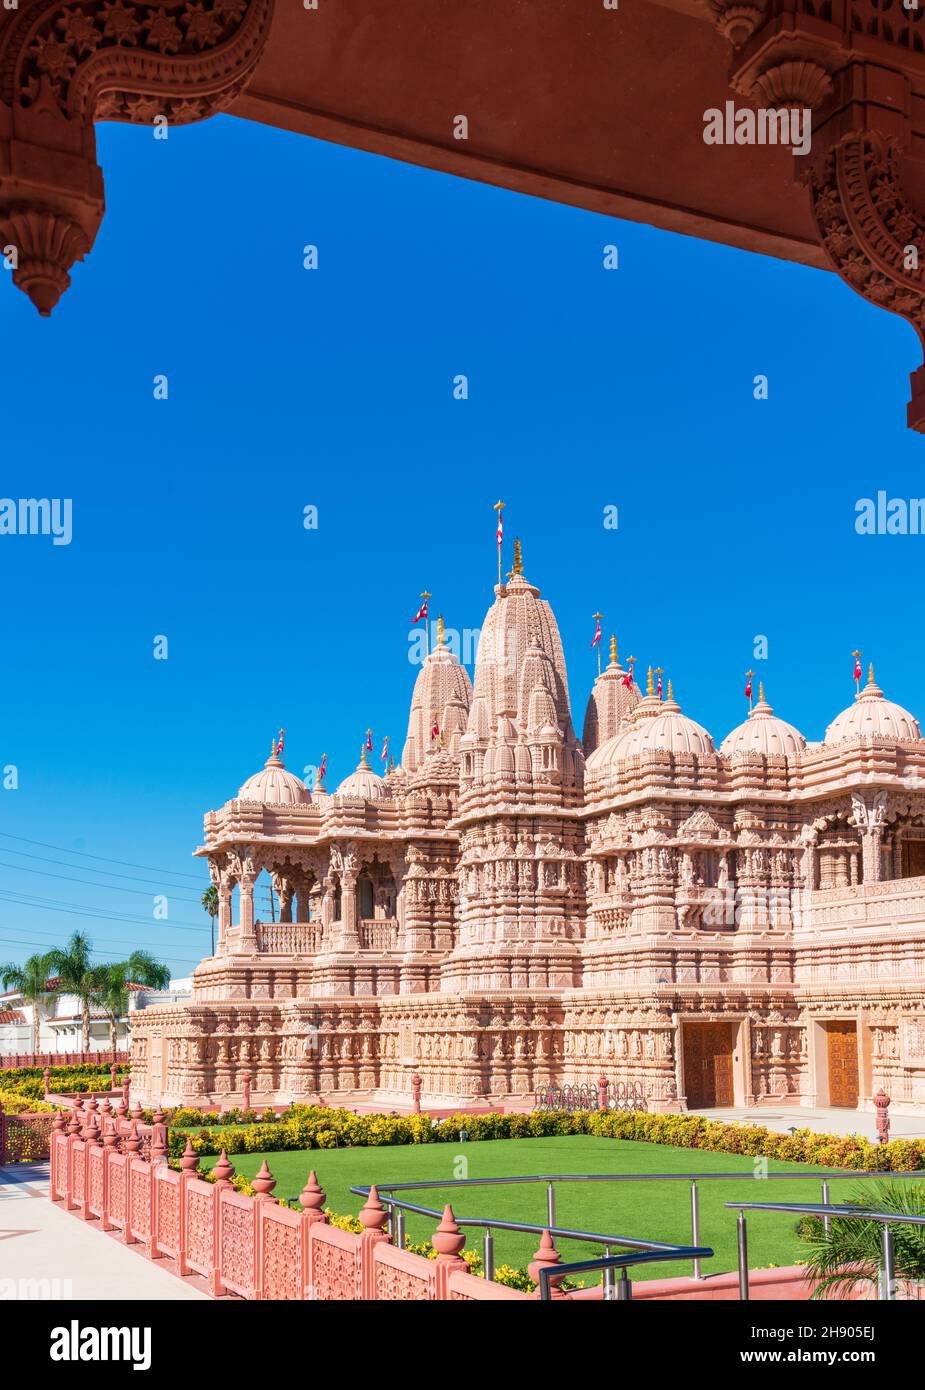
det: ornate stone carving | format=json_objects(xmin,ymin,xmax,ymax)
[{"xmin": 0, "ymin": 0, "xmax": 274, "ymax": 312}]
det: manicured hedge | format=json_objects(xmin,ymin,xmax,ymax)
[{"xmin": 165, "ymin": 1104, "xmax": 925, "ymax": 1171}]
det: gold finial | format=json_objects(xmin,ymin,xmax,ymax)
[
  {"xmin": 646, "ymin": 665, "xmax": 654, "ymax": 697},
  {"xmin": 759, "ymin": 682, "xmax": 765, "ymax": 703},
  {"xmin": 868, "ymin": 662, "xmax": 875, "ymax": 686},
  {"xmin": 270, "ymin": 737, "xmax": 277, "ymax": 757},
  {"xmin": 360, "ymin": 744, "xmax": 368, "ymax": 766},
  {"xmin": 437, "ymin": 614, "xmax": 446, "ymax": 646},
  {"xmin": 667, "ymin": 679, "xmax": 674, "ymax": 700},
  {"xmin": 609, "ymin": 634, "xmax": 617, "ymax": 665},
  {"xmin": 507, "ymin": 537, "xmax": 523, "ymax": 579}
]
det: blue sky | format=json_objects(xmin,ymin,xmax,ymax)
[{"xmin": 1, "ymin": 113, "xmax": 922, "ymax": 976}]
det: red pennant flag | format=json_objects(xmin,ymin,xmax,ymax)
[
  {"xmin": 277, "ymin": 728, "xmax": 285, "ymax": 757},
  {"xmin": 621, "ymin": 670, "xmax": 633, "ymax": 690},
  {"xmin": 656, "ymin": 673, "xmax": 663, "ymax": 699},
  {"xmin": 412, "ymin": 597, "xmax": 428, "ymax": 624},
  {"xmin": 380, "ymin": 735, "xmax": 389, "ymax": 763},
  {"xmin": 496, "ymin": 511, "xmax": 503, "ymax": 547},
  {"xmin": 590, "ymin": 617, "xmax": 601, "ymax": 650},
  {"xmin": 318, "ymin": 753, "xmax": 327, "ymax": 783},
  {"xmin": 365, "ymin": 729, "xmax": 373, "ymax": 752},
  {"xmin": 853, "ymin": 654, "xmax": 862, "ymax": 683},
  {"xmin": 431, "ymin": 716, "xmax": 440, "ymax": 740},
  {"xmin": 744, "ymin": 674, "xmax": 753, "ymax": 700}
]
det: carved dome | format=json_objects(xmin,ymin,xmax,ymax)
[
  {"xmin": 824, "ymin": 667, "xmax": 921, "ymax": 745},
  {"xmin": 336, "ymin": 751, "xmax": 387, "ymax": 800},
  {"xmin": 237, "ymin": 747, "xmax": 309, "ymax": 805},
  {"xmin": 720, "ymin": 687, "xmax": 806, "ymax": 759},
  {"xmin": 583, "ymin": 637, "xmax": 641, "ymax": 753},
  {"xmin": 402, "ymin": 627, "xmax": 473, "ymax": 772},
  {"xmin": 465, "ymin": 556, "xmax": 573, "ymax": 743},
  {"xmin": 587, "ymin": 685, "xmax": 714, "ymax": 769}
]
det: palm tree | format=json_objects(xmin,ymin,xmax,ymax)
[
  {"xmin": 97, "ymin": 951, "xmax": 171, "ymax": 1053},
  {"xmin": 800, "ymin": 1179, "xmax": 925, "ymax": 1298},
  {"xmin": 0, "ymin": 953, "xmax": 57, "ymax": 1052},
  {"xmin": 201, "ymin": 884, "xmax": 219, "ymax": 956},
  {"xmin": 45, "ymin": 932, "xmax": 109, "ymax": 1052}
]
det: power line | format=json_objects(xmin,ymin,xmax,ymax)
[
  {"xmin": 0, "ymin": 830, "xmax": 204, "ymax": 882},
  {"xmin": 0, "ymin": 843, "xmax": 207, "ymax": 892},
  {"xmin": 0, "ymin": 888, "xmax": 210, "ymax": 933},
  {"xmin": 0, "ymin": 856, "xmax": 204, "ymax": 903}
]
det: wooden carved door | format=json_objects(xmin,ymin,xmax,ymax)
[
  {"xmin": 683, "ymin": 1023, "xmax": 734, "ymax": 1108},
  {"xmin": 827, "ymin": 1022, "xmax": 859, "ymax": 1108}
]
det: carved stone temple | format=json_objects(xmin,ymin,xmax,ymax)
[{"xmin": 132, "ymin": 543, "xmax": 925, "ymax": 1115}]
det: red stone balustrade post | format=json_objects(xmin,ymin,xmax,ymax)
[
  {"xmin": 529, "ymin": 1231, "xmax": 565, "ymax": 1299},
  {"xmin": 175, "ymin": 1139, "xmax": 200, "ymax": 1278},
  {"xmin": 99, "ymin": 1113, "xmax": 118, "ymax": 1232},
  {"xmin": 110, "ymin": 1062, "xmax": 118, "ymax": 1090},
  {"xmin": 209, "ymin": 1150, "xmax": 235, "ymax": 1297},
  {"xmin": 252, "ymin": 1159, "xmax": 278, "ymax": 1300},
  {"xmin": 411, "ymin": 1070, "xmax": 423, "ymax": 1115},
  {"xmin": 50, "ymin": 1110, "xmax": 66, "ymax": 1198},
  {"xmin": 121, "ymin": 1120, "xmax": 141, "ymax": 1244},
  {"xmin": 299, "ymin": 1170, "xmax": 328, "ymax": 1227},
  {"xmin": 598, "ymin": 1074, "xmax": 609, "ymax": 1112},
  {"xmin": 241, "ymin": 1070, "xmax": 252, "ymax": 1113},
  {"xmin": 43, "ymin": 1066, "xmax": 51, "ymax": 1099},
  {"xmin": 151, "ymin": 1107, "xmax": 168, "ymax": 1167},
  {"xmin": 432, "ymin": 1204, "xmax": 468, "ymax": 1300},
  {"xmin": 359, "ymin": 1185, "xmax": 391, "ymax": 1299},
  {"xmin": 874, "ymin": 1089, "xmax": 891, "ymax": 1145},
  {"xmin": 121, "ymin": 1080, "xmax": 130, "ymax": 1113}
]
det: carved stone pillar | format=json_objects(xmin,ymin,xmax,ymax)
[
  {"xmin": 217, "ymin": 883, "xmax": 232, "ymax": 953},
  {"xmin": 239, "ymin": 871, "xmax": 257, "ymax": 951},
  {"xmin": 0, "ymin": 0, "xmax": 274, "ymax": 315},
  {"xmin": 340, "ymin": 871, "xmax": 359, "ymax": 950}
]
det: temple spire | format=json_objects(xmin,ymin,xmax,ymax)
[
  {"xmin": 609, "ymin": 634, "xmax": 617, "ymax": 666},
  {"xmin": 437, "ymin": 614, "xmax": 446, "ymax": 646},
  {"xmin": 507, "ymin": 537, "xmax": 524, "ymax": 580}
]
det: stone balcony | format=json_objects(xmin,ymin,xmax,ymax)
[
  {"xmin": 358, "ymin": 919, "xmax": 399, "ymax": 950},
  {"xmin": 254, "ymin": 921, "xmax": 323, "ymax": 954},
  {"xmin": 803, "ymin": 874, "xmax": 925, "ymax": 931}
]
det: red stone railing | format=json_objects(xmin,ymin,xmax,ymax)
[
  {"xmin": 0, "ymin": 1050, "xmax": 129, "ymax": 1069},
  {"xmin": 254, "ymin": 922, "xmax": 323, "ymax": 954},
  {"xmin": 0, "ymin": 1104, "xmax": 55, "ymax": 1164},
  {"xmin": 47, "ymin": 1106, "xmax": 534, "ymax": 1301}
]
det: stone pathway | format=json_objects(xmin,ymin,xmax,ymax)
[
  {"xmin": 691, "ymin": 1105, "xmax": 925, "ymax": 1139},
  {"xmin": 0, "ymin": 1163, "xmax": 209, "ymax": 1300}
]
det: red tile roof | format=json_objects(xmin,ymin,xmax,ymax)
[{"xmin": 0, "ymin": 1010, "xmax": 26, "ymax": 1024}]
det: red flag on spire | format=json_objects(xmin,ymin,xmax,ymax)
[
  {"xmin": 380, "ymin": 735, "xmax": 389, "ymax": 763},
  {"xmin": 853, "ymin": 653, "xmax": 862, "ymax": 683},
  {"xmin": 744, "ymin": 673, "xmax": 753, "ymax": 700},
  {"xmin": 496, "ymin": 509, "xmax": 503, "ymax": 548},
  {"xmin": 622, "ymin": 670, "xmax": 633, "ymax": 690},
  {"xmin": 412, "ymin": 597, "xmax": 428, "ymax": 624},
  {"xmin": 591, "ymin": 617, "xmax": 601, "ymax": 650},
  {"xmin": 366, "ymin": 729, "xmax": 373, "ymax": 752},
  {"xmin": 318, "ymin": 753, "xmax": 327, "ymax": 783},
  {"xmin": 431, "ymin": 715, "xmax": 440, "ymax": 740},
  {"xmin": 656, "ymin": 672, "xmax": 663, "ymax": 699},
  {"xmin": 277, "ymin": 728, "xmax": 285, "ymax": 757}
]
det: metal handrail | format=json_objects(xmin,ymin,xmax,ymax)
[
  {"xmin": 725, "ymin": 1200, "xmax": 925, "ymax": 1302},
  {"xmin": 537, "ymin": 1247, "xmax": 714, "ymax": 1302},
  {"xmin": 352, "ymin": 1168, "xmax": 923, "ymax": 1282}
]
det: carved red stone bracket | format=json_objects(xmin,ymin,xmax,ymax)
[
  {"xmin": 706, "ymin": 0, "xmax": 925, "ymax": 431},
  {"xmin": 0, "ymin": 0, "xmax": 273, "ymax": 314}
]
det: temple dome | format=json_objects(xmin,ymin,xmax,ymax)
[
  {"xmin": 336, "ymin": 751, "xmax": 387, "ymax": 800},
  {"xmin": 237, "ymin": 747, "xmax": 309, "ymax": 805},
  {"xmin": 583, "ymin": 637, "xmax": 640, "ymax": 753},
  {"xmin": 466, "ymin": 550, "xmax": 572, "ymax": 738},
  {"xmin": 824, "ymin": 666, "xmax": 921, "ymax": 745},
  {"xmin": 587, "ymin": 686, "xmax": 714, "ymax": 769},
  {"xmin": 720, "ymin": 687, "xmax": 806, "ymax": 759},
  {"xmin": 402, "ymin": 625, "xmax": 473, "ymax": 772}
]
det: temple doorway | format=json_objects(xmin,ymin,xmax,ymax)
[
  {"xmin": 826, "ymin": 1022, "xmax": 859, "ymax": 1108},
  {"xmin": 682, "ymin": 1022, "xmax": 735, "ymax": 1108}
]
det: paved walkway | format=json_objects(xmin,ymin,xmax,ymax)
[
  {"xmin": 0, "ymin": 1163, "xmax": 208, "ymax": 1300},
  {"xmin": 692, "ymin": 1105, "xmax": 925, "ymax": 1139}
]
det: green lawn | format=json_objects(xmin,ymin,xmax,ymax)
[{"xmin": 197, "ymin": 1134, "xmax": 896, "ymax": 1282}]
